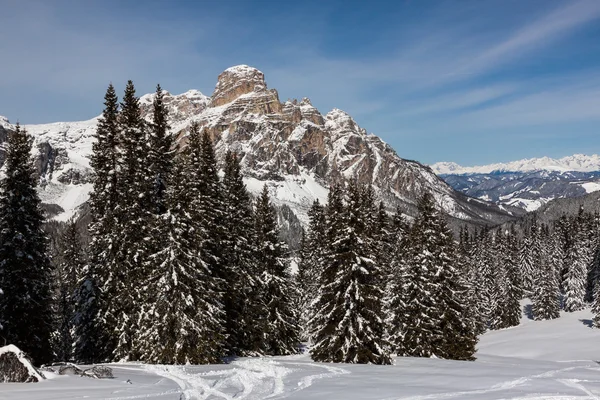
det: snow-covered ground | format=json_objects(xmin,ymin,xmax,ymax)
[{"xmin": 3, "ymin": 301, "xmax": 599, "ymax": 400}]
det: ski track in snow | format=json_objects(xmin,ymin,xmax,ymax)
[
  {"xmin": 395, "ymin": 365, "xmax": 600, "ymax": 400},
  {"xmin": 145, "ymin": 358, "xmax": 349, "ymax": 400}
]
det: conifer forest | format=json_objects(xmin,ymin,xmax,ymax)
[{"xmin": 1, "ymin": 82, "xmax": 600, "ymax": 370}]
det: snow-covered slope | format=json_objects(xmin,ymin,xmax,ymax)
[
  {"xmin": 0, "ymin": 65, "xmax": 517, "ymax": 227},
  {"xmin": 4, "ymin": 300, "xmax": 599, "ymax": 399},
  {"xmin": 432, "ymin": 154, "xmax": 600, "ymax": 175}
]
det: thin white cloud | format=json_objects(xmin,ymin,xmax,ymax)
[
  {"xmin": 458, "ymin": 0, "xmax": 600, "ymax": 76},
  {"xmin": 395, "ymin": 84, "xmax": 517, "ymax": 117}
]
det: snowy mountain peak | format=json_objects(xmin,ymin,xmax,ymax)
[
  {"xmin": 211, "ymin": 65, "xmax": 268, "ymax": 107},
  {"xmin": 223, "ymin": 64, "xmax": 263, "ymax": 77},
  {"xmin": 431, "ymin": 154, "xmax": 600, "ymax": 175},
  {"xmin": 299, "ymin": 97, "xmax": 313, "ymax": 107}
]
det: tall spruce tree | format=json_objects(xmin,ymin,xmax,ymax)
[
  {"xmin": 221, "ymin": 151, "xmax": 264, "ymax": 355},
  {"xmin": 386, "ymin": 209, "xmax": 412, "ymax": 354},
  {"xmin": 0, "ymin": 124, "xmax": 53, "ymax": 365},
  {"xmin": 389, "ymin": 192, "xmax": 476, "ymax": 360},
  {"xmin": 310, "ymin": 182, "xmax": 391, "ymax": 365},
  {"xmin": 84, "ymin": 83, "xmax": 120, "ymax": 362},
  {"xmin": 486, "ymin": 229, "xmax": 521, "ymax": 330},
  {"xmin": 563, "ymin": 220, "xmax": 589, "ymax": 312},
  {"xmin": 254, "ymin": 186, "xmax": 300, "ymax": 355},
  {"xmin": 532, "ymin": 226, "xmax": 561, "ymax": 321},
  {"xmin": 454, "ymin": 226, "xmax": 482, "ymax": 337},
  {"xmin": 296, "ymin": 199, "xmax": 326, "ymax": 342},
  {"xmin": 53, "ymin": 221, "xmax": 85, "ymax": 361},
  {"xmin": 137, "ymin": 154, "xmax": 225, "ymax": 364},
  {"xmin": 296, "ymin": 229, "xmax": 310, "ymax": 342},
  {"xmin": 112, "ymin": 80, "xmax": 155, "ymax": 360},
  {"xmin": 488, "ymin": 232, "xmax": 506, "ymax": 330},
  {"xmin": 471, "ymin": 229, "xmax": 495, "ymax": 333},
  {"xmin": 499, "ymin": 227, "xmax": 523, "ymax": 328},
  {"xmin": 518, "ymin": 225, "xmax": 537, "ymax": 297},
  {"xmin": 147, "ymin": 84, "xmax": 173, "ymax": 215},
  {"xmin": 592, "ymin": 281, "xmax": 600, "ymax": 328},
  {"xmin": 184, "ymin": 126, "xmax": 225, "ymax": 298},
  {"xmin": 73, "ymin": 263, "xmax": 101, "ymax": 363}
]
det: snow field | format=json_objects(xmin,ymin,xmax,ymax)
[{"xmin": 3, "ymin": 305, "xmax": 600, "ymax": 399}]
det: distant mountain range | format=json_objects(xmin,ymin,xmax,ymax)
[
  {"xmin": 431, "ymin": 155, "xmax": 600, "ymax": 212},
  {"xmin": 431, "ymin": 154, "xmax": 600, "ymax": 175}
]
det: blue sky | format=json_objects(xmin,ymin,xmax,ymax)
[{"xmin": 1, "ymin": 0, "xmax": 600, "ymax": 165}]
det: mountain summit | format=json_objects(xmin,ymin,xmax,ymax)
[{"xmin": 0, "ymin": 66, "xmax": 516, "ymax": 228}]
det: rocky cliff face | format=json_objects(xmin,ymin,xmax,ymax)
[{"xmin": 0, "ymin": 65, "xmax": 519, "ymax": 228}]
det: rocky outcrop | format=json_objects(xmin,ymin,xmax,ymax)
[
  {"xmin": 183, "ymin": 66, "xmax": 515, "ymax": 226},
  {"xmin": 0, "ymin": 345, "xmax": 44, "ymax": 383}
]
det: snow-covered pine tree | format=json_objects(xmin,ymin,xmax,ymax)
[
  {"xmin": 296, "ymin": 199, "xmax": 326, "ymax": 342},
  {"xmin": 503, "ymin": 227, "xmax": 523, "ymax": 327},
  {"xmin": 592, "ymin": 280, "xmax": 600, "ymax": 328},
  {"xmin": 472, "ymin": 229, "xmax": 495, "ymax": 332},
  {"xmin": 386, "ymin": 209, "xmax": 411, "ymax": 354},
  {"xmin": 53, "ymin": 221, "xmax": 85, "ymax": 361},
  {"xmin": 84, "ymin": 83, "xmax": 121, "ymax": 362},
  {"xmin": 309, "ymin": 184, "xmax": 344, "ymax": 353},
  {"xmin": 384, "ymin": 206, "xmax": 410, "ymax": 352},
  {"xmin": 184, "ymin": 126, "xmax": 226, "ymax": 299},
  {"xmin": 563, "ymin": 221, "xmax": 588, "ymax": 312},
  {"xmin": 554, "ymin": 215, "xmax": 571, "ymax": 286},
  {"xmin": 518, "ymin": 224, "xmax": 537, "ymax": 297},
  {"xmin": 111, "ymin": 80, "xmax": 153, "ymax": 361},
  {"xmin": 0, "ymin": 124, "xmax": 53, "ymax": 365},
  {"xmin": 373, "ymin": 201, "xmax": 394, "ymax": 276},
  {"xmin": 254, "ymin": 186, "xmax": 300, "ymax": 355},
  {"xmin": 221, "ymin": 151, "xmax": 264, "ymax": 356},
  {"xmin": 532, "ymin": 225, "xmax": 560, "ymax": 321},
  {"xmin": 310, "ymin": 182, "xmax": 391, "ymax": 364},
  {"xmin": 586, "ymin": 212, "xmax": 600, "ymax": 302},
  {"xmin": 493, "ymin": 228, "xmax": 522, "ymax": 329},
  {"xmin": 424, "ymin": 195, "xmax": 477, "ymax": 360},
  {"xmin": 72, "ymin": 265, "xmax": 101, "ymax": 363},
  {"xmin": 390, "ymin": 206, "xmax": 409, "ymax": 253},
  {"xmin": 390, "ymin": 194, "xmax": 439, "ymax": 357},
  {"xmin": 589, "ymin": 246, "xmax": 600, "ymax": 303},
  {"xmin": 137, "ymin": 154, "xmax": 225, "ymax": 364},
  {"xmin": 296, "ymin": 229, "xmax": 311, "ymax": 342},
  {"xmin": 390, "ymin": 192, "xmax": 476, "ymax": 360},
  {"xmin": 488, "ymin": 232, "xmax": 506, "ymax": 330},
  {"xmin": 147, "ymin": 84, "xmax": 173, "ymax": 215}
]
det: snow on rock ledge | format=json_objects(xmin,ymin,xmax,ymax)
[
  {"xmin": 0, "ymin": 345, "xmax": 45, "ymax": 383},
  {"xmin": 0, "ymin": 116, "xmax": 13, "ymax": 130}
]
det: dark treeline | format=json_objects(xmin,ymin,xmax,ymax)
[{"xmin": 0, "ymin": 82, "xmax": 598, "ymax": 367}]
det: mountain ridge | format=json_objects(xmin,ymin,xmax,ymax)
[
  {"xmin": 432, "ymin": 154, "xmax": 600, "ymax": 175},
  {"xmin": 0, "ymin": 65, "xmax": 519, "ymax": 229}
]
